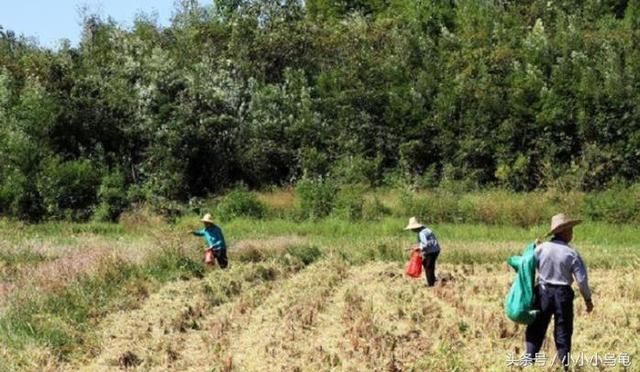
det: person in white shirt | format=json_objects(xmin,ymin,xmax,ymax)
[
  {"xmin": 525, "ymin": 213, "xmax": 594, "ymax": 370},
  {"xmin": 405, "ymin": 217, "xmax": 441, "ymax": 286}
]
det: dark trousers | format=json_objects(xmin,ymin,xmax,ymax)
[
  {"xmin": 422, "ymin": 251, "xmax": 439, "ymax": 286},
  {"xmin": 525, "ymin": 285, "xmax": 574, "ymax": 369},
  {"xmin": 213, "ymin": 249, "xmax": 229, "ymax": 269}
]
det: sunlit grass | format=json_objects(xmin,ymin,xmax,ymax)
[{"xmin": 0, "ymin": 203, "xmax": 638, "ymax": 370}]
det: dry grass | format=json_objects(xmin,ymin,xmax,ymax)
[
  {"xmin": 255, "ymin": 189, "xmax": 297, "ymax": 211},
  {"xmin": 1, "ymin": 219, "xmax": 637, "ymax": 371},
  {"xmin": 0, "ymin": 235, "xmax": 159, "ymax": 301},
  {"xmin": 52, "ymin": 258, "xmax": 640, "ymax": 371}
]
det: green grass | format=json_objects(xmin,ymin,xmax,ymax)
[
  {"xmin": 0, "ymin": 246, "xmax": 207, "ymax": 361},
  {"xmin": 200, "ymin": 217, "xmax": 640, "ymax": 267},
  {"xmin": 0, "ymin": 248, "xmax": 48, "ymax": 281},
  {"xmin": 0, "ymin": 220, "xmax": 125, "ymax": 238},
  {"xmin": 0, "ymin": 232, "xmax": 330, "ymax": 366},
  {"xmin": 202, "ymin": 217, "xmax": 640, "ymax": 246}
]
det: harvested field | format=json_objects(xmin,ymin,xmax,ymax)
[{"xmin": 0, "ymin": 219, "xmax": 638, "ymax": 371}]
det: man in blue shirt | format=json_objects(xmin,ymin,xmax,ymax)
[
  {"xmin": 405, "ymin": 217, "xmax": 441, "ymax": 286},
  {"xmin": 525, "ymin": 213, "xmax": 593, "ymax": 370},
  {"xmin": 191, "ymin": 213, "xmax": 228, "ymax": 269}
]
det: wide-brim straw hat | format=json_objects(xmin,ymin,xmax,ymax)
[
  {"xmin": 547, "ymin": 213, "xmax": 582, "ymax": 236},
  {"xmin": 404, "ymin": 217, "xmax": 425, "ymax": 230},
  {"xmin": 200, "ymin": 213, "xmax": 214, "ymax": 224}
]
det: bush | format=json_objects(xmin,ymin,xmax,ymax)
[
  {"xmin": 149, "ymin": 197, "xmax": 185, "ymax": 224},
  {"xmin": 330, "ymin": 155, "xmax": 382, "ymax": 187},
  {"xmin": 38, "ymin": 159, "xmax": 101, "ymax": 221},
  {"xmin": 298, "ymin": 147, "xmax": 330, "ymax": 177},
  {"xmin": 94, "ymin": 170, "xmax": 129, "ymax": 222},
  {"xmin": 295, "ymin": 177, "xmax": 337, "ymax": 219},
  {"xmin": 363, "ymin": 196, "xmax": 391, "ymax": 220},
  {"xmin": 333, "ymin": 185, "xmax": 366, "ymax": 220},
  {"xmin": 582, "ymin": 184, "xmax": 640, "ymax": 223},
  {"xmin": 215, "ymin": 187, "xmax": 266, "ymax": 221},
  {"xmin": 0, "ymin": 168, "xmax": 46, "ymax": 222},
  {"xmin": 286, "ymin": 245, "xmax": 323, "ymax": 265}
]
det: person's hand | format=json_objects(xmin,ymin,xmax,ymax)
[{"xmin": 585, "ymin": 299, "xmax": 594, "ymax": 313}]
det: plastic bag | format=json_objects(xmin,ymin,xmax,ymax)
[
  {"xmin": 505, "ymin": 242, "xmax": 539, "ymax": 324},
  {"xmin": 205, "ymin": 249, "xmax": 215, "ymax": 265},
  {"xmin": 405, "ymin": 250, "xmax": 423, "ymax": 278}
]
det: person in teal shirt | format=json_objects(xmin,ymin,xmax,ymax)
[{"xmin": 191, "ymin": 213, "xmax": 228, "ymax": 268}]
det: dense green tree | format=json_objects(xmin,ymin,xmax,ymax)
[{"xmin": 1, "ymin": 1, "xmax": 640, "ymax": 220}]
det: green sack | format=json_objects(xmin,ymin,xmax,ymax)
[{"xmin": 505, "ymin": 242, "xmax": 539, "ymax": 324}]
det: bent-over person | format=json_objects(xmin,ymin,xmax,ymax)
[
  {"xmin": 405, "ymin": 217, "xmax": 441, "ymax": 286},
  {"xmin": 191, "ymin": 213, "xmax": 228, "ymax": 269}
]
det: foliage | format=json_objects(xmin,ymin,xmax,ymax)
[
  {"xmin": 286, "ymin": 244, "xmax": 323, "ymax": 266},
  {"xmin": 38, "ymin": 159, "xmax": 101, "ymax": 221},
  {"xmin": 215, "ymin": 186, "xmax": 266, "ymax": 221},
  {"xmin": 333, "ymin": 185, "xmax": 366, "ymax": 220},
  {"xmin": 295, "ymin": 177, "xmax": 338, "ymax": 219},
  {"xmin": 94, "ymin": 170, "xmax": 129, "ymax": 222},
  {"xmin": 581, "ymin": 184, "xmax": 640, "ymax": 224},
  {"xmin": 0, "ymin": 244, "xmax": 206, "ymax": 359},
  {"xmin": 2, "ymin": 2, "xmax": 640, "ymax": 220}
]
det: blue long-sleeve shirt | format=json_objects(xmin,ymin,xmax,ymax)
[
  {"xmin": 193, "ymin": 225, "xmax": 226, "ymax": 251},
  {"xmin": 417, "ymin": 227, "xmax": 440, "ymax": 254},
  {"xmin": 535, "ymin": 239, "xmax": 591, "ymax": 301}
]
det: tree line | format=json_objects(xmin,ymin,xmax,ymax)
[{"xmin": 1, "ymin": 0, "xmax": 640, "ymax": 221}]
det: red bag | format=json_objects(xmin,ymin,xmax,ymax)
[
  {"xmin": 405, "ymin": 250, "xmax": 423, "ymax": 278},
  {"xmin": 204, "ymin": 250, "xmax": 215, "ymax": 265}
]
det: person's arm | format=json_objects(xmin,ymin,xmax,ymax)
[
  {"xmin": 573, "ymin": 253, "xmax": 593, "ymax": 312},
  {"xmin": 192, "ymin": 228, "xmax": 205, "ymax": 236},
  {"xmin": 417, "ymin": 230, "xmax": 428, "ymax": 251}
]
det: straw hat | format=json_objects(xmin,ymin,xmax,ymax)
[
  {"xmin": 200, "ymin": 213, "xmax": 214, "ymax": 224},
  {"xmin": 547, "ymin": 213, "xmax": 582, "ymax": 236},
  {"xmin": 404, "ymin": 217, "xmax": 425, "ymax": 230}
]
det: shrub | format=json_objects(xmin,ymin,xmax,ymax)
[
  {"xmin": 145, "ymin": 195, "xmax": 186, "ymax": 224},
  {"xmin": 295, "ymin": 177, "xmax": 337, "ymax": 219},
  {"xmin": 215, "ymin": 187, "xmax": 266, "ymax": 221},
  {"xmin": 333, "ymin": 185, "xmax": 366, "ymax": 220},
  {"xmin": 286, "ymin": 245, "xmax": 323, "ymax": 265},
  {"xmin": 330, "ymin": 155, "xmax": 382, "ymax": 187},
  {"xmin": 0, "ymin": 170, "xmax": 45, "ymax": 221},
  {"xmin": 94, "ymin": 170, "xmax": 129, "ymax": 222},
  {"xmin": 363, "ymin": 196, "xmax": 391, "ymax": 220},
  {"xmin": 38, "ymin": 159, "xmax": 101, "ymax": 221},
  {"xmin": 298, "ymin": 147, "xmax": 330, "ymax": 177},
  {"xmin": 582, "ymin": 184, "xmax": 640, "ymax": 223}
]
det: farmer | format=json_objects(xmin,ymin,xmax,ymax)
[
  {"xmin": 405, "ymin": 217, "xmax": 441, "ymax": 286},
  {"xmin": 191, "ymin": 213, "xmax": 228, "ymax": 269},
  {"xmin": 525, "ymin": 213, "xmax": 593, "ymax": 369}
]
